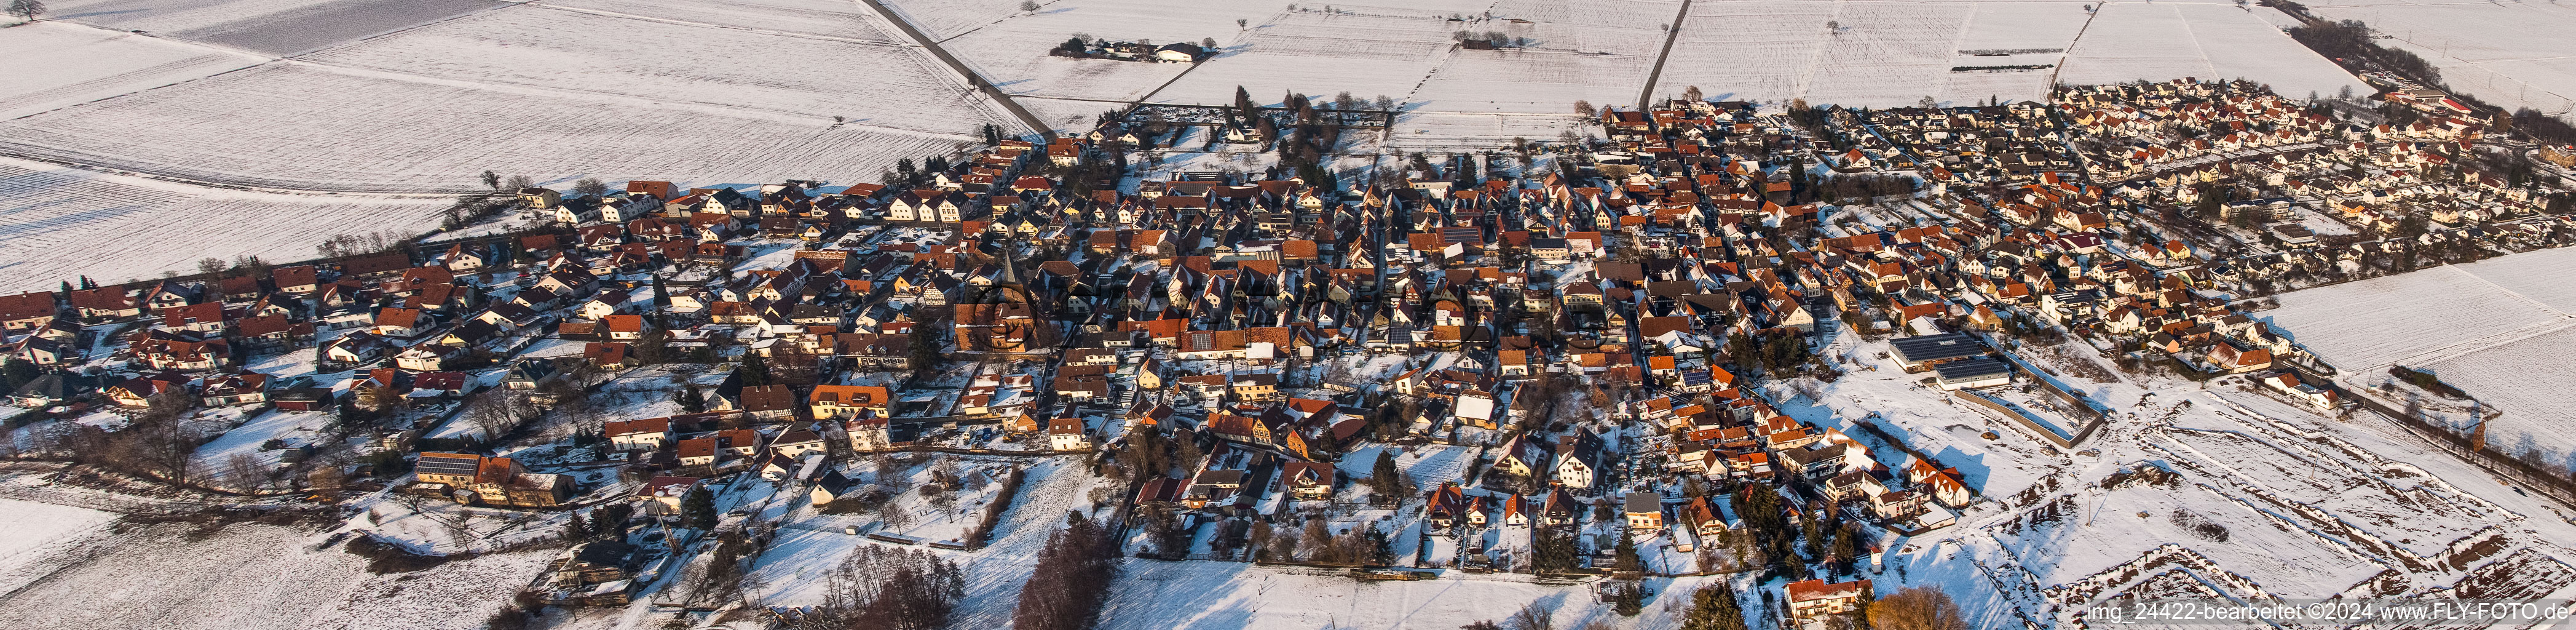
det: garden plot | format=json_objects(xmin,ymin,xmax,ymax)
[
  {"xmin": 306, "ymin": 6, "xmax": 1009, "ymax": 135},
  {"xmin": 0, "ymin": 23, "xmax": 262, "ymax": 121},
  {"xmin": 944, "ymin": 0, "xmax": 1290, "ymax": 102},
  {"xmin": 0, "ymin": 157, "xmax": 452, "ymax": 291},
  {"xmin": 1149, "ymin": 11, "xmax": 1454, "ymax": 106},
  {"xmin": 0, "ymin": 63, "xmax": 972, "ymax": 193},
  {"xmin": 543, "ymin": 0, "xmax": 901, "ymax": 41}
]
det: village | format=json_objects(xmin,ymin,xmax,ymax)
[{"xmin": 0, "ymin": 75, "xmax": 2572, "ymax": 630}]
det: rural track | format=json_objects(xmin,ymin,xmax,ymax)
[
  {"xmin": 851, "ymin": 0, "xmax": 1058, "ymax": 139},
  {"xmin": 1634, "ymin": 0, "xmax": 1694, "ymax": 110}
]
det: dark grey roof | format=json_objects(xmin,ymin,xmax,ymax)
[
  {"xmin": 1888, "ymin": 333, "xmax": 1986, "ymax": 365},
  {"xmin": 414, "ymin": 455, "xmax": 481, "ymax": 477},
  {"xmin": 1934, "ymin": 357, "xmax": 2012, "ymax": 381}
]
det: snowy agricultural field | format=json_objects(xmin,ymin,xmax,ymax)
[
  {"xmin": 2060, "ymin": 3, "xmax": 2368, "ymax": 101},
  {"xmin": 2264, "ymin": 249, "xmax": 2576, "ymax": 371},
  {"xmin": 543, "ymin": 0, "xmax": 903, "ymax": 41},
  {"xmin": 2408, "ymin": 325, "xmax": 2576, "ymax": 471},
  {"xmin": 1017, "ymin": 96, "xmax": 1127, "ymax": 134},
  {"xmin": 304, "ymin": 4, "xmax": 1013, "ymax": 135},
  {"xmin": 1659, "ymin": 1, "xmax": 2363, "ymax": 108},
  {"xmin": 0, "ymin": 520, "xmax": 553, "ymax": 630},
  {"xmin": 0, "ymin": 63, "xmax": 976, "ymax": 193},
  {"xmin": 1099, "ymin": 561, "xmax": 1729, "ymax": 630},
  {"xmin": 1149, "ymin": 10, "xmax": 1455, "ymax": 107},
  {"xmin": 1413, "ymin": 49, "xmax": 1657, "ymax": 114},
  {"xmin": 0, "ymin": 23, "xmax": 261, "ymax": 121},
  {"xmin": 1658, "ymin": 1, "xmax": 1836, "ymax": 104},
  {"xmin": 0, "ymin": 498, "xmax": 118, "ymax": 594},
  {"xmin": 2302, "ymin": 1, "xmax": 2576, "ymax": 120},
  {"xmin": 943, "ymin": 0, "xmax": 1290, "ymax": 102},
  {"xmin": 1388, "ymin": 112, "xmax": 1597, "ymax": 151},
  {"xmin": 44, "ymin": 0, "xmax": 507, "ymax": 56},
  {"xmin": 0, "ymin": 157, "xmax": 452, "ymax": 291}
]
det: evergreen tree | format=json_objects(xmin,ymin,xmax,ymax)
[
  {"xmin": 59, "ymin": 280, "xmax": 73, "ymax": 294},
  {"xmin": 79, "ymin": 276, "xmax": 95, "ymax": 290},
  {"xmin": 1369, "ymin": 450, "xmax": 1407, "ymax": 497},
  {"xmin": 740, "ymin": 354, "xmax": 770, "ymax": 387},
  {"xmin": 676, "ymin": 385, "xmax": 707, "ymax": 413},
  {"xmin": 563, "ymin": 511, "xmax": 591, "ymax": 540},
  {"xmin": 984, "ymin": 123, "xmax": 1003, "ymax": 146},
  {"xmin": 1681, "ymin": 583, "xmax": 1748, "ymax": 630},
  {"xmin": 681, "ymin": 486, "xmax": 717, "ymax": 529},
  {"xmin": 650, "ymin": 273, "xmax": 670, "ymax": 307}
]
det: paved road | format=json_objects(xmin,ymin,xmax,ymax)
[{"xmin": 853, "ymin": 0, "xmax": 1057, "ymax": 139}]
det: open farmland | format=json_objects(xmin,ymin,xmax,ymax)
[
  {"xmin": 0, "ymin": 23, "xmax": 262, "ymax": 121},
  {"xmin": 1150, "ymin": 10, "xmax": 1456, "ymax": 106},
  {"xmin": 2266, "ymin": 249, "xmax": 2576, "ymax": 372},
  {"xmin": 304, "ymin": 4, "xmax": 1013, "ymax": 135},
  {"xmin": 0, "ymin": 63, "xmax": 973, "ymax": 193},
  {"xmin": 41, "ymin": 0, "xmax": 506, "ymax": 56},
  {"xmin": 0, "ymin": 520, "xmax": 553, "ymax": 630},
  {"xmin": 542, "ymin": 0, "xmax": 903, "ymax": 41},
  {"xmin": 2299, "ymin": 1, "xmax": 2576, "ymax": 121},
  {"xmin": 2060, "ymin": 3, "xmax": 2367, "ymax": 101},
  {"xmin": 0, "ymin": 157, "xmax": 452, "ymax": 290},
  {"xmin": 1799, "ymin": 3, "xmax": 1976, "ymax": 106},
  {"xmin": 2267, "ymin": 249, "xmax": 2576, "ymax": 491},
  {"xmin": 1659, "ymin": 1, "xmax": 1836, "ymax": 104},
  {"xmin": 1660, "ymin": 0, "xmax": 2363, "ymax": 108},
  {"xmin": 942, "ymin": 0, "xmax": 1289, "ymax": 102},
  {"xmin": 876, "ymin": 0, "xmax": 1035, "ymax": 41}
]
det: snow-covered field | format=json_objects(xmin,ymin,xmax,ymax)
[
  {"xmin": 942, "ymin": 0, "xmax": 1287, "ymax": 102},
  {"xmin": 1661, "ymin": 0, "xmax": 2364, "ymax": 108},
  {"xmin": 2265, "ymin": 249, "xmax": 2576, "ymax": 372},
  {"xmin": 2061, "ymin": 2, "xmax": 2367, "ymax": 101},
  {"xmin": 0, "ymin": 156, "xmax": 452, "ymax": 291},
  {"xmin": 305, "ymin": 4, "xmax": 1011, "ymax": 135},
  {"xmin": 0, "ymin": 23, "xmax": 261, "ymax": 121},
  {"xmin": 0, "ymin": 519, "xmax": 551, "ymax": 630},
  {"xmin": 1099, "ymin": 561, "xmax": 1657, "ymax": 630},
  {"xmin": 543, "ymin": 0, "xmax": 903, "ymax": 41},
  {"xmin": 2301, "ymin": 1, "xmax": 2576, "ymax": 120},
  {"xmin": 0, "ymin": 498, "xmax": 118, "ymax": 593},
  {"xmin": 1151, "ymin": 10, "xmax": 1455, "ymax": 108},
  {"xmin": 44, "ymin": 0, "xmax": 507, "ymax": 56},
  {"xmin": 0, "ymin": 63, "xmax": 974, "ymax": 192}
]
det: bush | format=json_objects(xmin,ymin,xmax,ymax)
[
  {"xmin": 344, "ymin": 535, "xmax": 453, "ymax": 573},
  {"xmin": 2389, "ymin": 366, "xmax": 2470, "ymax": 399}
]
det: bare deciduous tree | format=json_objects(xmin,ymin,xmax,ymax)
[
  {"xmin": 7, "ymin": 0, "xmax": 42, "ymax": 22},
  {"xmin": 1868, "ymin": 586, "xmax": 1969, "ymax": 630}
]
